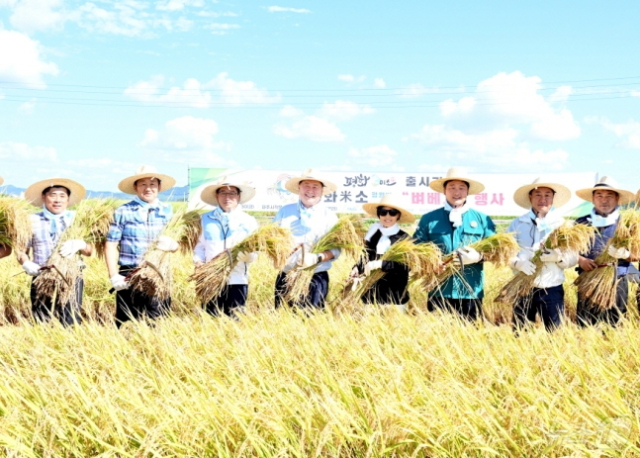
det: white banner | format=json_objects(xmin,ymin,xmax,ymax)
[{"xmin": 189, "ymin": 169, "xmax": 598, "ymax": 217}]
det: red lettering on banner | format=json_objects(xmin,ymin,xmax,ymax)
[
  {"xmin": 411, "ymin": 192, "xmax": 425, "ymax": 205},
  {"xmin": 490, "ymin": 193, "xmax": 505, "ymax": 206},
  {"xmin": 426, "ymin": 192, "xmax": 440, "ymax": 205},
  {"xmin": 474, "ymin": 193, "xmax": 488, "ymax": 206}
]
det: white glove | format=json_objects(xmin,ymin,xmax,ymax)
[
  {"xmin": 608, "ymin": 245, "xmax": 630, "ymax": 260},
  {"xmin": 22, "ymin": 260, "xmax": 41, "ymax": 276},
  {"xmin": 513, "ymin": 259, "xmax": 536, "ymax": 276},
  {"xmin": 300, "ymin": 252, "xmax": 322, "ymax": 268},
  {"xmin": 364, "ymin": 260, "xmax": 383, "ymax": 276},
  {"xmin": 458, "ymin": 246, "xmax": 482, "ymax": 265},
  {"xmin": 349, "ymin": 267, "xmax": 360, "ymax": 278},
  {"xmin": 540, "ymin": 248, "xmax": 563, "ymax": 263},
  {"xmin": 236, "ymin": 251, "xmax": 253, "ymax": 263},
  {"xmin": 156, "ymin": 236, "xmax": 179, "ymax": 252},
  {"xmin": 59, "ymin": 239, "xmax": 87, "ymax": 258},
  {"xmin": 110, "ymin": 274, "xmax": 129, "ymax": 291}
]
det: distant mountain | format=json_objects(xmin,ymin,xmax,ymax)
[{"xmin": 2, "ymin": 184, "xmax": 190, "ymax": 202}]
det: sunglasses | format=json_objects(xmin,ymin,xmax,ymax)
[{"xmin": 377, "ymin": 208, "xmax": 400, "ymax": 217}]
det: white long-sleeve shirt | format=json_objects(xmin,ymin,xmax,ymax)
[
  {"xmin": 193, "ymin": 206, "xmax": 258, "ymax": 285},
  {"xmin": 507, "ymin": 213, "xmax": 579, "ymax": 288},
  {"xmin": 273, "ymin": 201, "xmax": 340, "ymax": 273}
]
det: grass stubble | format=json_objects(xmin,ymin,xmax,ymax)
[{"xmin": 0, "ymin": 203, "xmax": 638, "ymax": 456}]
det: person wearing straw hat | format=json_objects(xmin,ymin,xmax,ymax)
[
  {"xmin": 105, "ymin": 165, "xmax": 178, "ymax": 327},
  {"xmin": 507, "ymin": 177, "xmax": 578, "ymax": 331},
  {"xmin": 18, "ymin": 178, "xmax": 92, "ymax": 325},
  {"xmin": 273, "ymin": 168, "xmax": 340, "ymax": 309},
  {"xmin": 352, "ymin": 194, "xmax": 415, "ymax": 309},
  {"xmin": 574, "ymin": 176, "xmax": 635, "ymax": 326},
  {"xmin": 193, "ymin": 177, "xmax": 258, "ymax": 317},
  {"xmin": 413, "ymin": 167, "xmax": 495, "ymax": 321}
]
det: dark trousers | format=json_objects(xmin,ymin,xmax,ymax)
[
  {"xmin": 576, "ymin": 276, "xmax": 628, "ymax": 327},
  {"xmin": 513, "ymin": 285, "xmax": 564, "ymax": 332},
  {"xmin": 428, "ymin": 296, "xmax": 482, "ymax": 321},
  {"xmin": 115, "ymin": 267, "xmax": 171, "ymax": 328},
  {"xmin": 205, "ymin": 284, "xmax": 247, "ymax": 318},
  {"xmin": 275, "ymin": 271, "xmax": 329, "ymax": 310},
  {"xmin": 31, "ymin": 277, "xmax": 83, "ymax": 326}
]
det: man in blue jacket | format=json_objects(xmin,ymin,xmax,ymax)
[
  {"xmin": 414, "ymin": 167, "xmax": 495, "ymax": 321},
  {"xmin": 574, "ymin": 176, "xmax": 635, "ymax": 326}
]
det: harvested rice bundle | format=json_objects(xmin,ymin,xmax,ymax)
[
  {"xmin": 574, "ymin": 210, "xmax": 640, "ymax": 310},
  {"xmin": 437, "ymin": 232, "xmax": 519, "ymax": 286},
  {"xmin": 342, "ymin": 238, "xmax": 442, "ymax": 304},
  {"xmin": 128, "ymin": 208, "xmax": 196, "ymax": 301},
  {"xmin": 34, "ymin": 199, "xmax": 116, "ymax": 307},
  {"xmin": 72, "ymin": 198, "xmax": 119, "ymax": 258},
  {"xmin": 0, "ymin": 196, "xmax": 33, "ymax": 253},
  {"xmin": 498, "ymin": 222, "xmax": 596, "ymax": 304},
  {"xmin": 285, "ymin": 216, "xmax": 365, "ymax": 303},
  {"xmin": 190, "ymin": 224, "xmax": 292, "ymax": 304},
  {"xmin": 177, "ymin": 209, "xmax": 203, "ymax": 254}
]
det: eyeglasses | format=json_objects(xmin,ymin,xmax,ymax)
[
  {"xmin": 217, "ymin": 191, "xmax": 240, "ymax": 197},
  {"xmin": 377, "ymin": 208, "xmax": 400, "ymax": 217}
]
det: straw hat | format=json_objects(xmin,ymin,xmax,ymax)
[
  {"xmin": 284, "ymin": 168, "xmax": 337, "ymax": 196},
  {"xmin": 200, "ymin": 176, "xmax": 256, "ymax": 206},
  {"xmin": 24, "ymin": 178, "xmax": 86, "ymax": 207},
  {"xmin": 513, "ymin": 177, "xmax": 572, "ymax": 209},
  {"xmin": 429, "ymin": 167, "xmax": 485, "ymax": 195},
  {"xmin": 118, "ymin": 165, "xmax": 176, "ymax": 195},
  {"xmin": 575, "ymin": 176, "xmax": 634, "ymax": 205},
  {"xmin": 362, "ymin": 194, "xmax": 415, "ymax": 224}
]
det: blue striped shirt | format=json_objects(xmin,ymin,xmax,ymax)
[
  {"xmin": 106, "ymin": 199, "xmax": 173, "ymax": 266},
  {"xmin": 27, "ymin": 211, "xmax": 76, "ymax": 266}
]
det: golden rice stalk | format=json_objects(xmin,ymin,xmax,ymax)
[
  {"xmin": 574, "ymin": 210, "xmax": 640, "ymax": 311},
  {"xmin": 190, "ymin": 224, "xmax": 293, "ymax": 304},
  {"xmin": 177, "ymin": 210, "xmax": 203, "ymax": 254},
  {"xmin": 436, "ymin": 232, "xmax": 519, "ymax": 286},
  {"xmin": 128, "ymin": 208, "xmax": 192, "ymax": 301},
  {"xmin": 341, "ymin": 238, "xmax": 442, "ymax": 305},
  {"xmin": 34, "ymin": 199, "xmax": 116, "ymax": 308},
  {"xmin": 285, "ymin": 217, "xmax": 366, "ymax": 303},
  {"xmin": 497, "ymin": 222, "xmax": 596, "ymax": 304},
  {"xmin": 0, "ymin": 196, "xmax": 33, "ymax": 253}
]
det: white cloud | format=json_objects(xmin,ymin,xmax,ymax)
[
  {"xmin": 0, "ymin": 29, "xmax": 59, "ymax": 88},
  {"xmin": 592, "ymin": 117, "xmax": 640, "ymax": 149},
  {"xmin": 549, "ymin": 85, "xmax": 572, "ymax": 103},
  {"xmin": 18, "ymin": 100, "xmax": 36, "ymax": 113},
  {"xmin": 156, "ymin": 0, "xmax": 204, "ymax": 12},
  {"xmin": 203, "ymin": 72, "xmax": 279, "ymax": 104},
  {"xmin": 140, "ymin": 116, "xmax": 235, "ymax": 165},
  {"xmin": 274, "ymin": 100, "xmax": 373, "ymax": 142},
  {"xmin": 348, "ymin": 144, "xmax": 397, "ymax": 166},
  {"xmin": 631, "ymin": 91, "xmax": 640, "ymax": 97},
  {"xmin": 273, "ymin": 116, "xmax": 345, "ymax": 142},
  {"xmin": 0, "ymin": 141, "xmax": 57, "ymax": 162},
  {"xmin": 438, "ymin": 71, "xmax": 580, "ymax": 141},
  {"xmin": 197, "ymin": 11, "xmax": 238, "ymax": 17},
  {"xmin": 124, "ymin": 73, "xmax": 279, "ymax": 107},
  {"xmin": 279, "ymin": 104, "xmax": 303, "ymax": 117},
  {"xmin": 338, "ymin": 74, "xmax": 365, "ymax": 83},
  {"xmin": 5, "ymin": 0, "xmax": 66, "ymax": 32},
  {"xmin": 373, "ymin": 78, "xmax": 386, "ymax": 89},
  {"xmin": 124, "ymin": 75, "xmax": 212, "ymax": 107},
  {"xmin": 317, "ymin": 100, "xmax": 375, "ymax": 121},
  {"xmin": 75, "ymin": 1, "xmax": 150, "ymax": 37},
  {"xmin": 206, "ymin": 22, "xmax": 240, "ymax": 34},
  {"xmin": 266, "ymin": 6, "xmax": 311, "ymax": 13},
  {"xmin": 398, "ymin": 83, "xmax": 443, "ymax": 98}
]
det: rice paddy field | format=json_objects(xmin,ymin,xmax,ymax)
[{"xmin": 1, "ymin": 203, "xmax": 640, "ymax": 457}]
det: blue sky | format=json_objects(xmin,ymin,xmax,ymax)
[{"xmin": 1, "ymin": 0, "xmax": 640, "ymax": 192}]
